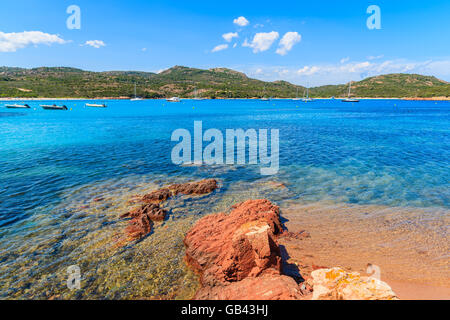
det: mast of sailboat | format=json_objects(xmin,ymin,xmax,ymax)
[
  {"xmin": 348, "ymin": 81, "xmax": 352, "ymax": 98},
  {"xmin": 296, "ymin": 87, "xmax": 299, "ymax": 99},
  {"xmin": 134, "ymin": 83, "xmax": 137, "ymax": 99}
]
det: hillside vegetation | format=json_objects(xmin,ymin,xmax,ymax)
[{"xmin": 0, "ymin": 66, "xmax": 448, "ymax": 98}]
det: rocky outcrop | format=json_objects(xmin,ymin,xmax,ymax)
[
  {"xmin": 141, "ymin": 179, "xmax": 218, "ymax": 204},
  {"xmin": 120, "ymin": 179, "xmax": 218, "ymax": 242},
  {"xmin": 184, "ymin": 199, "xmax": 306, "ymax": 300},
  {"xmin": 142, "ymin": 188, "xmax": 172, "ymax": 204},
  {"xmin": 194, "ymin": 274, "xmax": 304, "ymax": 300},
  {"xmin": 311, "ymin": 267, "xmax": 399, "ymax": 300},
  {"xmin": 170, "ymin": 179, "xmax": 218, "ymax": 196}
]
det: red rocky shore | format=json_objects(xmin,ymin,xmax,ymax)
[
  {"xmin": 117, "ymin": 179, "xmax": 399, "ymax": 300},
  {"xmin": 183, "ymin": 199, "xmax": 311, "ymax": 300},
  {"xmin": 183, "ymin": 199, "xmax": 399, "ymax": 300}
]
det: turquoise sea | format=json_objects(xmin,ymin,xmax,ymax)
[{"xmin": 0, "ymin": 99, "xmax": 449, "ymax": 299}]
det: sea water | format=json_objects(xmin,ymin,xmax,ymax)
[{"xmin": 0, "ymin": 99, "xmax": 448, "ymax": 298}]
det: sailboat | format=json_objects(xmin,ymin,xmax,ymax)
[
  {"xmin": 130, "ymin": 83, "xmax": 143, "ymax": 101},
  {"xmin": 342, "ymin": 81, "xmax": 360, "ymax": 102},
  {"xmin": 166, "ymin": 97, "xmax": 180, "ymax": 102},
  {"xmin": 293, "ymin": 88, "xmax": 301, "ymax": 101},
  {"xmin": 192, "ymin": 87, "xmax": 205, "ymax": 100},
  {"xmin": 302, "ymin": 87, "xmax": 313, "ymax": 102},
  {"xmin": 261, "ymin": 86, "xmax": 270, "ymax": 101}
]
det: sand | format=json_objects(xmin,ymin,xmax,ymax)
[{"xmin": 278, "ymin": 201, "xmax": 450, "ymax": 300}]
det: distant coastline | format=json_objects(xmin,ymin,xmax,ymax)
[
  {"xmin": 1, "ymin": 66, "xmax": 449, "ymax": 100},
  {"xmin": 1, "ymin": 97, "xmax": 450, "ymax": 101}
]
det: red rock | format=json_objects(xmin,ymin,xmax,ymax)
[
  {"xmin": 170, "ymin": 179, "xmax": 218, "ymax": 196},
  {"xmin": 124, "ymin": 214, "xmax": 153, "ymax": 241},
  {"xmin": 184, "ymin": 199, "xmax": 306, "ymax": 300},
  {"xmin": 194, "ymin": 274, "xmax": 304, "ymax": 300},
  {"xmin": 121, "ymin": 203, "xmax": 167, "ymax": 221},
  {"xmin": 142, "ymin": 188, "xmax": 171, "ymax": 204}
]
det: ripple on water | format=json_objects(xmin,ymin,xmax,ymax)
[{"xmin": 0, "ymin": 173, "xmax": 293, "ymax": 299}]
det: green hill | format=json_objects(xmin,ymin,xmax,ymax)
[
  {"xmin": 311, "ymin": 74, "xmax": 450, "ymax": 98},
  {"xmin": 0, "ymin": 66, "xmax": 449, "ymax": 98}
]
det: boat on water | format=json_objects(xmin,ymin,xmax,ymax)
[
  {"xmin": 130, "ymin": 83, "xmax": 143, "ymax": 101},
  {"xmin": 293, "ymin": 88, "xmax": 301, "ymax": 101},
  {"xmin": 85, "ymin": 103, "xmax": 107, "ymax": 108},
  {"xmin": 261, "ymin": 86, "xmax": 270, "ymax": 101},
  {"xmin": 302, "ymin": 87, "xmax": 313, "ymax": 102},
  {"xmin": 342, "ymin": 81, "xmax": 360, "ymax": 102},
  {"xmin": 5, "ymin": 103, "xmax": 31, "ymax": 109},
  {"xmin": 166, "ymin": 97, "xmax": 181, "ymax": 102},
  {"xmin": 41, "ymin": 104, "xmax": 68, "ymax": 110},
  {"xmin": 192, "ymin": 88, "xmax": 205, "ymax": 100}
]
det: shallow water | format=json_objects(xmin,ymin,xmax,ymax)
[{"xmin": 0, "ymin": 99, "xmax": 449, "ymax": 298}]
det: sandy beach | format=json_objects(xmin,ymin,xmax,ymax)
[{"xmin": 278, "ymin": 201, "xmax": 450, "ymax": 299}]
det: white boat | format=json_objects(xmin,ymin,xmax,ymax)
[
  {"xmin": 166, "ymin": 97, "xmax": 180, "ymax": 102},
  {"xmin": 342, "ymin": 81, "xmax": 360, "ymax": 102},
  {"xmin": 86, "ymin": 103, "xmax": 107, "ymax": 108},
  {"xmin": 261, "ymin": 86, "xmax": 270, "ymax": 101},
  {"xmin": 130, "ymin": 83, "xmax": 143, "ymax": 101},
  {"xmin": 192, "ymin": 88, "xmax": 204, "ymax": 100},
  {"xmin": 293, "ymin": 88, "xmax": 301, "ymax": 101},
  {"xmin": 302, "ymin": 87, "xmax": 313, "ymax": 102},
  {"xmin": 41, "ymin": 104, "xmax": 68, "ymax": 110},
  {"xmin": 5, "ymin": 103, "xmax": 31, "ymax": 109}
]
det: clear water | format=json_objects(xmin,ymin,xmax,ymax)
[{"xmin": 0, "ymin": 99, "xmax": 449, "ymax": 299}]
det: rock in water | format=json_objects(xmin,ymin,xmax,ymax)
[
  {"xmin": 142, "ymin": 188, "xmax": 172, "ymax": 204},
  {"xmin": 121, "ymin": 203, "xmax": 167, "ymax": 221},
  {"xmin": 184, "ymin": 199, "xmax": 305, "ymax": 300},
  {"xmin": 119, "ymin": 179, "xmax": 218, "ymax": 243},
  {"xmin": 170, "ymin": 179, "xmax": 218, "ymax": 196},
  {"xmin": 311, "ymin": 267, "xmax": 399, "ymax": 300}
]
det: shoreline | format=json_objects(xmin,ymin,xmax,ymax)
[
  {"xmin": 278, "ymin": 201, "xmax": 450, "ymax": 300},
  {"xmin": 1, "ymin": 97, "xmax": 449, "ymax": 101}
]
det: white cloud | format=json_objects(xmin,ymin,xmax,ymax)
[
  {"xmin": 240, "ymin": 58, "xmax": 450, "ymax": 86},
  {"xmin": 142, "ymin": 48, "xmax": 147, "ymax": 52},
  {"xmin": 0, "ymin": 31, "xmax": 66, "ymax": 52},
  {"xmin": 233, "ymin": 43, "xmax": 237, "ymax": 48},
  {"xmin": 340, "ymin": 57, "xmax": 350, "ymax": 64},
  {"xmin": 211, "ymin": 44, "xmax": 228, "ymax": 52},
  {"xmin": 84, "ymin": 40, "xmax": 106, "ymax": 48},
  {"xmin": 222, "ymin": 32, "xmax": 238, "ymax": 43},
  {"xmin": 276, "ymin": 31, "xmax": 301, "ymax": 56},
  {"xmin": 297, "ymin": 66, "xmax": 320, "ymax": 76},
  {"xmin": 367, "ymin": 54, "xmax": 384, "ymax": 60},
  {"xmin": 243, "ymin": 31, "xmax": 279, "ymax": 53},
  {"xmin": 233, "ymin": 16, "xmax": 249, "ymax": 27}
]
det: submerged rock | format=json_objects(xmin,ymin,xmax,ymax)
[
  {"xmin": 121, "ymin": 203, "xmax": 167, "ymax": 222},
  {"xmin": 184, "ymin": 199, "xmax": 306, "ymax": 300},
  {"xmin": 142, "ymin": 188, "xmax": 172, "ymax": 204},
  {"xmin": 119, "ymin": 179, "xmax": 218, "ymax": 243},
  {"xmin": 311, "ymin": 267, "xmax": 399, "ymax": 300},
  {"xmin": 170, "ymin": 179, "xmax": 218, "ymax": 196}
]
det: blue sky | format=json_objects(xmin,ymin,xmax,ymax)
[{"xmin": 1, "ymin": 0, "xmax": 449, "ymax": 86}]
